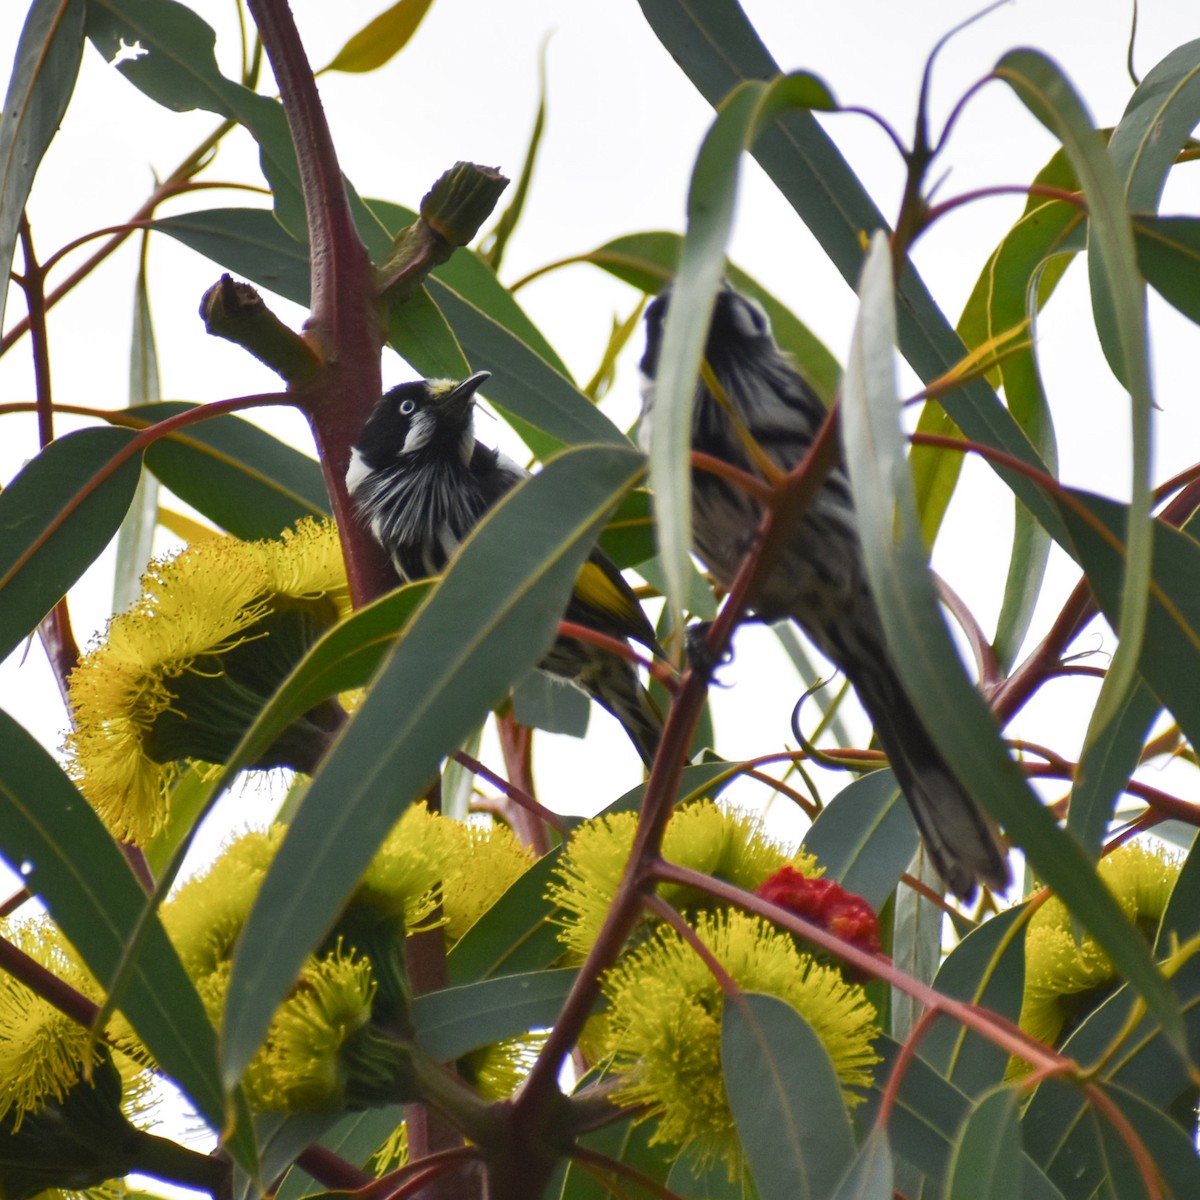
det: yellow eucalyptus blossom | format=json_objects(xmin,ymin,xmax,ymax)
[
  {"xmin": 441, "ymin": 819, "xmax": 534, "ymax": 941},
  {"xmin": 460, "ymin": 1033, "xmax": 548, "ymax": 1101},
  {"xmin": 1018, "ymin": 841, "xmax": 1181, "ymax": 1052},
  {"xmin": 0, "ymin": 917, "xmax": 157, "ymax": 1200},
  {"xmin": 160, "ymin": 806, "xmax": 531, "ymax": 1114},
  {"xmin": 550, "ymin": 800, "xmax": 820, "ymax": 956},
  {"xmin": 66, "ymin": 520, "xmax": 350, "ymax": 844},
  {"xmin": 245, "ymin": 947, "xmax": 378, "ymax": 1111},
  {"xmin": 359, "ymin": 804, "xmax": 534, "ymax": 942},
  {"xmin": 599, "ymin": 909, "xmax": 879, "ymax": 1175},
  {"xmin": 162, "ymin": 827, "xmax": 285, "ymax": 982},
  {"xmin": 0, "ymin": 919, "xmax": 99, "ymax": 1127}
]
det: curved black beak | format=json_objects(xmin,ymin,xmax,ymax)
[{"xmin": 438, "ymin": 370, "xmax": 491, "ymax": 420}]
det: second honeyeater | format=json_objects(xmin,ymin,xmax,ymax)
[
  {"xmin": 347, "ymin": 372, "xmax": 663, "ymax": 765},
  {"xmin": 639, "ymin": 286, "xmax": 1009, "ymax": 899}
]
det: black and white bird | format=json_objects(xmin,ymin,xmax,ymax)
[
  {"xmin": 639, "ymin": 286, "xmax": 1009, "ymax": 898},
  {"xmin": 347, "ymin": 372, "xmax": 664, "ymax": 765}
]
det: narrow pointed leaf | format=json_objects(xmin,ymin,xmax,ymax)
[
  {"xmin": 920, "ymin": 907, "xmax": 1026, "ymax": 1096},
  {"xmin": 723, "ymin": 993, "xmax": 855, "ymax": 1200},
  {"xmin": 638, "ymin": 0, "xmax": 1065, "ymax": 547},
  {"xmin": 1107, "ymin": 38, "xmax": 1200, "ymax": 211},
  {"xmin": 0, "ymin": 0, "xmax": 85, "ymax": 335},
  {"xmin": 113, "ymin": 263, "xmax": 162, "ymax": 613},
  {"xmin": 1065, "ymin": 684, "xmax": 1159, "ymax": 858},
  {"xmin": 479, "ymin": 35, "xmax": 548, "ymax": 273},
  {"xmin": 842, "ymin": 236, "xmax": 1181, "ymax": 1050},
  {"xmin": 801, "ymin": 771, "xmax": 919, "ymax": 911},
  {"xmin": 151, "ymin": 208, "xmax": 312, "ymax": 306},
  {"xmin": 426, "ymin": 276, "xmax": 623, "ymax": 451},
  {"xmin": 85, "ymin": 0, "xmax": 389, "ymax": 249},
  {"xmin": 0, "ymin": 711, "xmax": 255, "ymax": 1169},
  {"xmin": 411, "ymin": 969, "xmax": 577, "ymax": 1061},
  {"xmin": 0, "ymin": 427, "xmax": 142, "ymax": 663},
  {"xmin": 649, "ymin": 71, "xmax": 836, "ymax": 616},
  {"xmin": 125, "ymin": 402, "xmax": 329, "ymax": 538},
  {"xmin": 1134, "ymin": 214, "xmax": 1200, "ymax": 322},
  {"xmin": 995, "ymin": 50, "xmax": 1153, "ymax": 744},
  {"xmin": 323, "ymin": 0, "xmax": 436, "ymax": 74},
  {"xmin": 829, "ymin": 1127, "xmax": 893, "ymax": 1200},
  {"xmin": 221, "ymin": 444, "xmax": 646, "ymax": 1089},
  {"xmin": 946, "ymin": 1088, "xmax": 1023, "ymax": 1200}
]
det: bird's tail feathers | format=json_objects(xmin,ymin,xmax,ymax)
[
  {"xmin": 539, "ymin": 636, "xmax": 664, "ymax": 768},
  {"xmin": 850, "ymin": 667, "xmax": 1010, "ymax": 901}
]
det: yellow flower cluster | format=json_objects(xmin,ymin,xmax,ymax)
[
  {"xmin": 549, "ymin": 799, "xmax": 874, "ymax": 1175},
  {"xmin": 0, "ymin": 918, "xmax": 151, "ymax": 1133},
  {"xmin": 601, "ymin": 910, "xmax": 879, "ymax": 1174},
  {"xmin": 162, "ymin": 804, "xmax": 532, "ymax": 1111},
  {"xmin": 66, "ymin": 520, "xmax": 350, "ymax": 845},
  {"xmin": 550, "ymin": 799, "xmax": 820, "ymax": 957},
  {"xmin": 1019, "ymin": 840, "xmax": 1181, "ymax": 1051}
]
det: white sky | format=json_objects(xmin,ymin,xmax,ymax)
[{"xmin": 2, "ymin": 0, "xmax": 1200, "ymax": 862}]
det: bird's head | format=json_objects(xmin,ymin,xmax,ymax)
[{"xmin": 351, "ymin": 371, "xmax": 492, "ymax": 472}]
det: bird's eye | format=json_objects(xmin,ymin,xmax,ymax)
[{"xmin": 398, "ymin": 398, "xmax": 417, "ymax": 416}]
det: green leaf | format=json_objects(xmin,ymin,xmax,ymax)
[
  {"xmin": 0, "ymin": 0, "xmax": 84, "ymax": 335},
  {"xmin": 85, "ymin": 0, "xmax": 305, "ymax": 234},
  {"xmin": 723, "ymin": 993, "xmax": 855, "ymax": 1200},
  {"xmin": 1157, "ymin": 834, "xmax": 1200, "ymax": 950},
  {"xmin": 322, "ymin": 0, "xmax": 437, "ymax": 74},
  {"xmin": 1022, "ymin": 953, "xmax": 1200, "ymax": 1185},
  {"xmin": 1107, "ymin": 38, "xmax": 1200, "ymax": 211},
  {"xmin": 221, "ymin": 444, "xmax": 646, "ymax": 1090},
  {"xmin": 951, "ymin": 149, "xmax": 1079, "ymax": 666},
  {"xmin": 151, "ymin": 208, "xmax": 311, "ymax": 306},
  {"xmin": 1053, "ymin": 490, "xmax": 1200, "ymax": 764},
  {"xmin": 829, "ymin": 1127, "xmax": 893, "ymax": 1200},
  {"xmin": 86, "ymin": 0, "xmax": 390, "ymax": 252},
  {"xmin": 1066, "ymin": 684, "xmax": 1159, "ymax": 859},
  {"xmin": 946, "ymin": 1088, "xmax": 1023, "ymax": 1200},
  {"xmin": 411, "ymin": 969, "xmax": 578, "ymax": 1061},
  {"xmin": 0, "ymin": 427, "xmax": 142, "ymax": 664},
  {"xmin": 562, "ymin": 1113, "xmax": 675, "ymax": 1200},
  {"xmin": 842, "ymin": 235, "xmax": 1181, "ymax": 1050},
  {"xmin": 369, "ymin": 199, "xmax": 571, "ymax": 376},
  {"xmin": 427, "ymin": 276, "xmax": 624, "ymax": 452},
  {"xmin": 597, "ymin": 487, "xmax": 658, "ymax": 569},
  {"xmin": 995, "ymin": 50, "xmax": 1154, "ymax": 745},
  {"xmin": 447, "ymin": 850, "xmax": 565, "ymax": 984},
  {"xmin": 578, "ymin": 231, "xmax": 841, "ymax": 404},
  {"xmin": 1095, "ymin": 1082, "xmax": 1200, "ymax": 1200},
  {"xmin": 0, "ymin": 710, "xmax": 254, "ymax": 1170},
  {"xmin": 1133, "ymin": 214, "xmax": 1200, "ymax": 323},
  {"xmin": 801, "ymin": 771, "xmax": 919, "ymax": 912},
  {"xmin": 126, "ymin": 402, "xmax": 329, "ymax": 538},
  {"xmin": 648, "ymin": 70, "xmax": 837, "ymax": 616},
  {"xmin": 266, "ymin": 1108, "xmax": 403, "ymax": 1200},
  {"xmin": 638, "ymin": 0, "xmax": 1064, "ymax": 547},
  {"xmin": 511, "ymin": 668, "xmax": 590, "ymax": 737},
  {"xmin": 920, "ymin": 908, "xmax": 1026, "ymax": 1097},
  {"xmin": 859, "ymin": 1034, "xmax": 967, "ymax": 1187}
]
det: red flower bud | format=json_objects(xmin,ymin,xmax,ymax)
[{"xmin": 755, "ymin": 866, "xmax": 884, "ymax": 962}]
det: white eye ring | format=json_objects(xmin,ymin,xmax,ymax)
[{"xmin": 398, "ymin": 398, "xmax": 417, "ymax": 416}]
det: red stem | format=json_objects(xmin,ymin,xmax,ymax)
[
  {"xmin": 875, "ymin": 1007, "xmax": 941, "ymax": 1130},
  {"xmin": 242, "ymin": 0, "xmax": 390, "ymax": 612}
]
